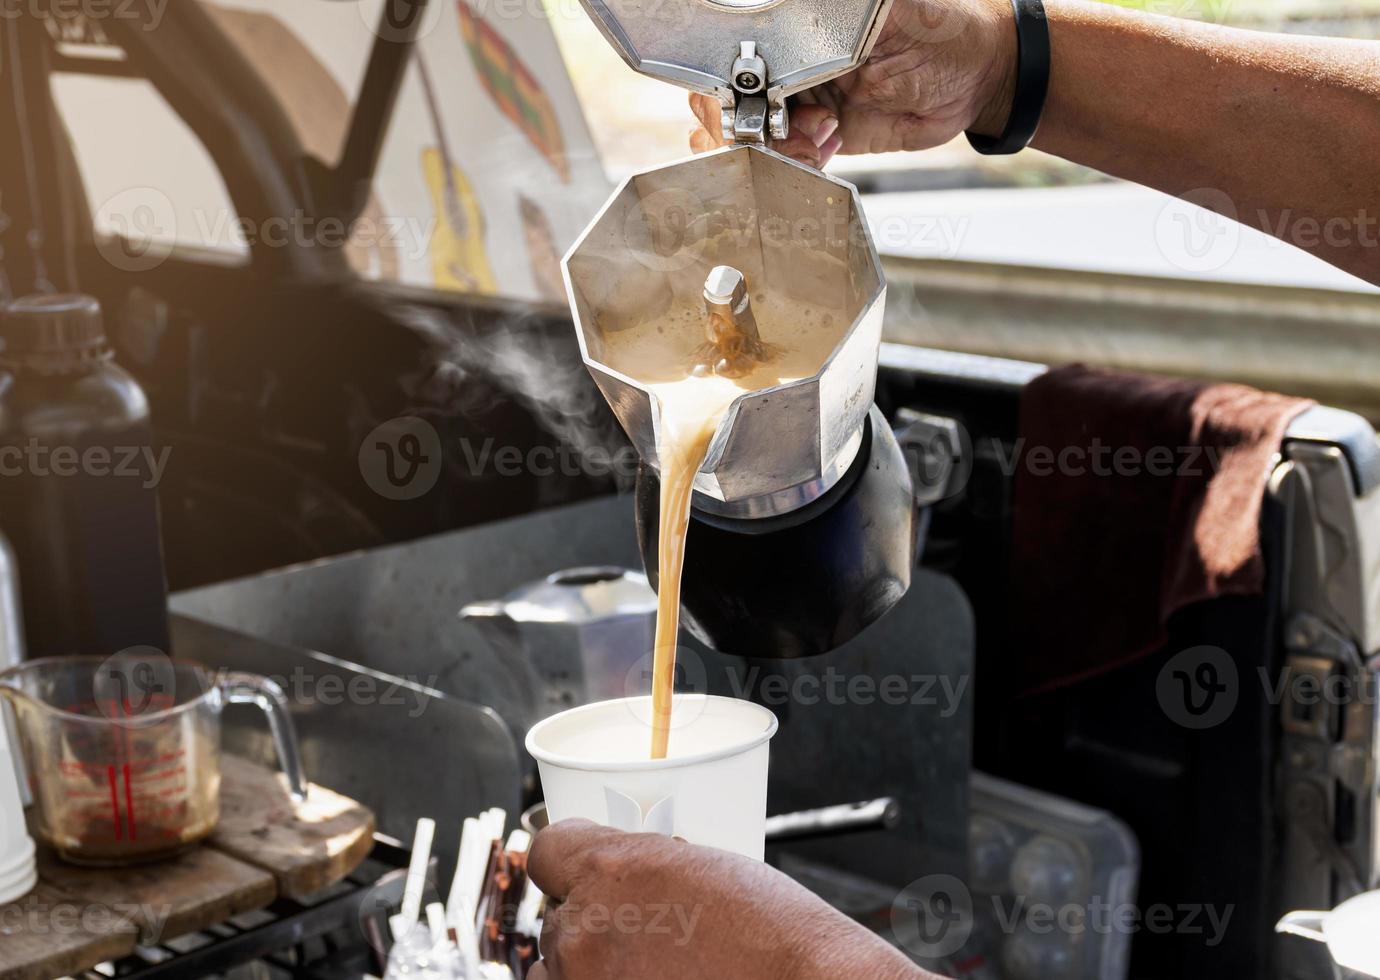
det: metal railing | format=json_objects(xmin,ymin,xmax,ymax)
[{"xmin": 880, "ymin": 255, "xmax": 1380, "ymax": 423}]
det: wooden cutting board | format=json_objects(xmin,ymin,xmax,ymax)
[{"xmin": 0, "ymin": 756, "xmax": 376, "ymax": 980}]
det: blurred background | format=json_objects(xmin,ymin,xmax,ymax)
[
  {"xmin": 57, "ymin": 0, "xmax": 1380, "ymax": 435},
  {"xmin": 4, "ymin": 4, "xmax": 1380, "ymax": 977}
]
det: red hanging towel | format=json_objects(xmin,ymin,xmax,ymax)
[{"xmin": 1009, "ymin": 364, "xmax": 1313, "ymax": 697}]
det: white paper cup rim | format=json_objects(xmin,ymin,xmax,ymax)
[{"xmin": 526, "ymin": 694, "xmax": 777, "ymax": 773}]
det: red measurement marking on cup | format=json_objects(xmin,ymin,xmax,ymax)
[
  {"xmin": 107, "ymin": 765, "xmax": 123, "ymax": 841},
  {"xmin": 142, "ymin": 763, "xmax": 187, "ymax": 783},
  {"xmin": 133, "ymin": 751, "xmax": 184, "ymax": 772},
  {"xmin": 61, "ymin": 751, "xmax": 185, "ymax": 776},
  {"xmin": 123, "ymin": 764, "xmax": 137, "ymax": 841}
]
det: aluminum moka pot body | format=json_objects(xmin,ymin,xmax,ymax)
[{"xmin": 563, "ymin": 144, "xmax": 887, "ymax": 518}]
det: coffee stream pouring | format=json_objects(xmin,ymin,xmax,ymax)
[{"xmin": 563, "ymin": 0, "xmax": 916, "ymax": 660}]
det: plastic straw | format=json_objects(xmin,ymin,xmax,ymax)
[
  {"xmin": 400, "ymin": 817, "xmax": 436, "ymax": 930},
  {"xmin": 447, "ymin": 817, "xmax": 482, "ymax": 926},
  {"xmin": 449, "ymin": 818, "xmax": 490, "ymax": 935},
  {"xmin": 515, "ymin": 879, "xmax": 544, "ymax": 938},
  {"xmin": 425, "ymin": 902, "xmax": 449, "ymax": 946}
]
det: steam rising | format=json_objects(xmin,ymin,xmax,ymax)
[{"xmin": 397, "ymin": 301, "xmax": 633, "ymax": 488}]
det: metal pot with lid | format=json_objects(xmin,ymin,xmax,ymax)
[
  {"xmin": 562, "ymin": 0, "xmax": 918, "ymax": 659},
  {"xmin": 460, "ymin": 567, "xmax": 658, "ymax": 726}
]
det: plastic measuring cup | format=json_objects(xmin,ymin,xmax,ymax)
[
  {"xmin": 526, "ymin": 694, "xmax": 778, "ymax": 859},
  {"xmin": 0, "ymin": 653, "xmax": 305, "ymax": 866}
]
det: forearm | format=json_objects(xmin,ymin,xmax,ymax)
[{"xmin": 1030, "ymin": 0, "xmax": 1380, "ymax": 283}]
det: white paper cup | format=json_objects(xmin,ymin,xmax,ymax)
[
  {"xmin": 0, "ymin": 707, "xmax": 35, "ymax": 905},
  {"xmin": 0, "ymin": 837, "xmax": 36, "ymax": 903},
  {"xmin": 526, "ymin": 695, "xmax": 778, "ymax": 860}
]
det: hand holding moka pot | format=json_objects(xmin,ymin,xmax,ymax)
[{"xmin": 563, "ymin": 0, "xmax": 915, "ymax": 659}]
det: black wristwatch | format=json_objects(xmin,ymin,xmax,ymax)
[{"xmin": 966, "ymin": 0, "xmax": 1051, "ymax": 155}]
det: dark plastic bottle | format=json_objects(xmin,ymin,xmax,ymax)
[{"xmin": 0, "ymin": 294, "xmax": 170, "ymax": 658}]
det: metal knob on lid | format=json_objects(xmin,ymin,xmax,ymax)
[
  {"xmin": 577, "ymin": 0, "xmax": 893, "ymax": 144},
  {"xmin": 698, "ymin": 266, "xmax": 768, "ymax": 379}
]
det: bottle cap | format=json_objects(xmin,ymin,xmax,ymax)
[{"xmin": 0, "ymin": 294, "xmax": 111, "ymax": 371}]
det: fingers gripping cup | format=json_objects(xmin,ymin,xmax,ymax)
[{"xmin": 526, "ymin": 695, "xmax": 778, "ymax": 859}]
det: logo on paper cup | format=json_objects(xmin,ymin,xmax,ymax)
[
  {"xmin": 604, "ymin": 788, "xmax": 676, "ymax": 836},
  {"xmin": 892, "ymin": 874, "xmax": 973, "ymax": 959},
  {"xmin": 93, "ymin": 647, "xmax": 176, "ymax": 720}
]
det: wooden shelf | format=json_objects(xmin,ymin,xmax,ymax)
[{"xmin": 0, "ymin": 755, "xmax": 375, "ymax": 980}]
